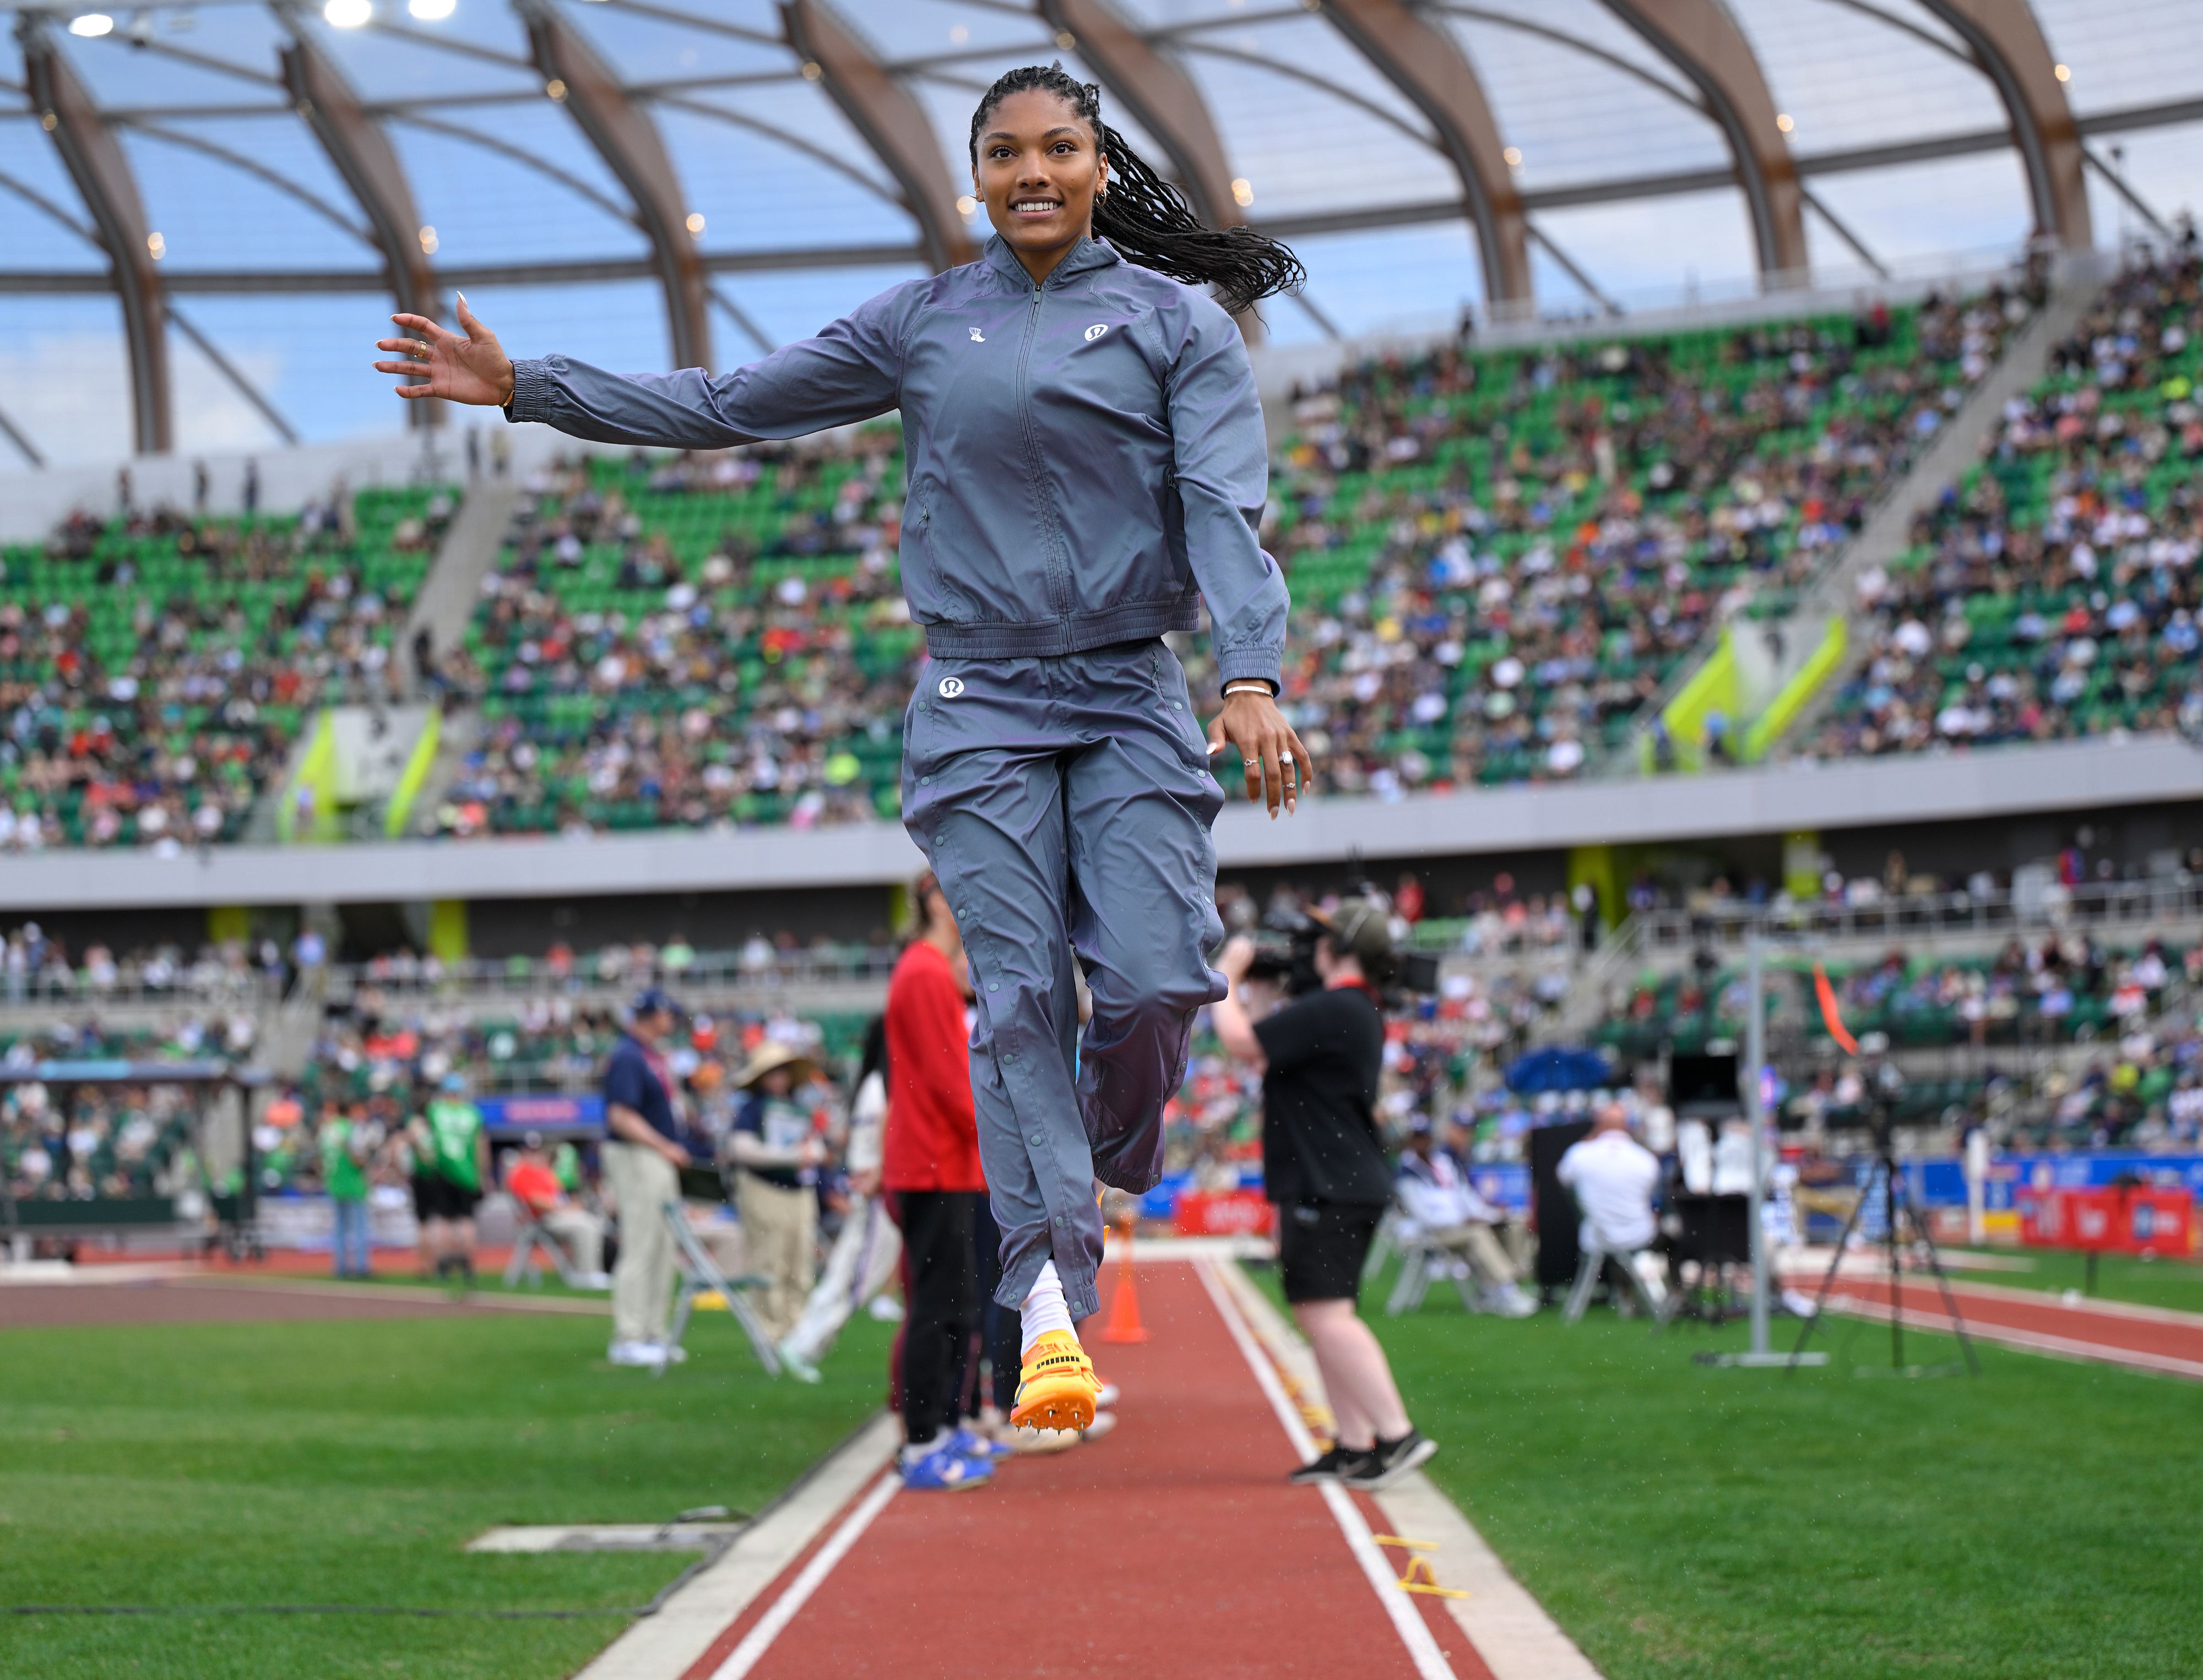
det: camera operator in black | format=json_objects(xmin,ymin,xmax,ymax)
[{"xmin": 1212, "ymin": 899, "xmax": 1436, "ymax": 1491}]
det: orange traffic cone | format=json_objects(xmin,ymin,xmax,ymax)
[{"xmin": 1099, "ymin": 1217, "xmax": 1149, "ymax": 1344}]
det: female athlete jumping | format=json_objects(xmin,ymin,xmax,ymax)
[{"xmin": 374, "ymin": 63, "xmax": 1312, "ymax": 1438}]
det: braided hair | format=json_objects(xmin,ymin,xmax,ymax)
[{"xmin": 968, "ymin": 63, "xmax": 1304, "ymax": 317}]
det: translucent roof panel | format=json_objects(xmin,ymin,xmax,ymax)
[
  {"xmin": 1804, "ymin": 151, "xmax": 2036, "ymax": 278},
  {"xmin": 0, "ymin": 118, "xmax": 111, "ymax": 273},
  {"xmin": 2082, "ymin": 117, "xmax": 2203, "ymax": 251},
  {"xmin": 1272, "ymin": 222, "xmax": 1487, "ymax": 345},
  {"xmin": 1439, "ymin": 2, "xmax": 1729, "ymax": 193},
  {"xmin": 124, "ymin": 118, "xmax": 382, "ymax": 274},
  {"xmin": 1728, "ymin": 0, "xmax": 2006, "ymax": 153},
  {"xmin": 388, "ymin": 110, "xmax": 650, "ymax": 268},
  {"xmin": 0, "ymin": 293, "xmax": 134, "ymax": 465},
  {"xmin": 2034, "ymin": 0, "xmax": 2203, "ymax": 116}
]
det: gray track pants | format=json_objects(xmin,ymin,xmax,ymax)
[{"xmin": 902, "ymin": 640, "xmax": 1226, "ymax": 1322}]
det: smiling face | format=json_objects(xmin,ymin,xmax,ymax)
[{"xmin": 973, "ymin": 87, "xmax": 1108, "ymax": 281}]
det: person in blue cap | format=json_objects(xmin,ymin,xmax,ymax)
[
  {"xmin": 376, "ymin": 63, "xmax": 1315, "ymax": 1428},
  {"xmin": 601, "ymin": 988, "xmax": 699, "ymax": 1368}
]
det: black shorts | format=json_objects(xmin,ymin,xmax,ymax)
[
  {"xmin": 415, "ymin": 1174, "xmax": 481, "ymax": 1222},
  {"xmin": 1277, "ymin": 1201, "xmax": 1383, "ymax": 1304}
]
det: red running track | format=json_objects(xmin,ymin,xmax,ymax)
[
  {"xmin": 681, "ymin": 1260, "xmax": 1487, "ymax": 1680},
  {"xmin": 1816, "ymin": 1275, "xmax": 2203, "ymax": 1380}
]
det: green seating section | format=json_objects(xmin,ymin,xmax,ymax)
[
  {"xmin": 1816, "ymin": 254, "xmax": 2202, "ymax": 755},
  {"xmin": 0, "ymin": 485, "xmax": 455, "ymax": 846},
  {"xmin": 452, "ymin": 289, "xmax": 2030, "ymax": 831}
]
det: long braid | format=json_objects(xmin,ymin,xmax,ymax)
[{"xmin": 968, "ymin": 63, "xmax": 1304, "ymax": 316}]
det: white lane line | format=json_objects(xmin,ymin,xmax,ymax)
[
  {"xmin": 706, "ymin": 1469, "xmax": 900, "ymax": 1680},
  {"xmin": 1821, "ymin": 1292, "xmax": 2203, "ymax": 1382},
  {"xmin": 1209, "ymin": 1262, "xmax": 1605, "ymax": 1680},
  {"xmin": 1194, "ymin": 1258, "xmax": 1456, "ymax": 1680},
  {"xmin": 572, "ymin": 1411, "xmax": 899, "ymax": 1680}
]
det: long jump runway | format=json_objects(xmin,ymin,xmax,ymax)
[
  {"xmin": 671, "ymin": 1259, "xmax": 1501, "ymax": 1680},
  {"xmin": 1813, "ymin": 1273, "xmax": 2203, "ymax": 1381}
]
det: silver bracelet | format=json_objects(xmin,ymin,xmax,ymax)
[{"xmin": 1222, "ymin": 680, "xmax": 1273, "ymax": 698}]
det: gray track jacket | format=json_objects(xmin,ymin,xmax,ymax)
[{"xmin": 504, "ymin": 236, "xmax": 1288, "ymax": 688}]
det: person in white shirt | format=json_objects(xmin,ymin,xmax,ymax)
[
  {"xmin": 1394, "ymin": 1127, "xmax": 1535, "ymax": 1316},
  {"xmin": 1556, "ymin": 1102, "xmax": 1661, "ymax": 1255},
  {"xmin": 775, "ymin": 1017, "xmax": 904, "ymax": 1382}
]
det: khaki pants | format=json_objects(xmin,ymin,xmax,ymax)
[
  {"xmin": 604, "ymin": 1143, "xmax": 679, "ymax": 1346},
  {"xmin": 1424, "ymin": 1221, "xmax": 1520, "ymax": 1291},
  {"xmin": 736, "ymin": 1172, "xmax": 816, "ymax": 1341},
  {"xmin": 540, "ymin": 1206, "xmax": 604, "ymax": 1276}
]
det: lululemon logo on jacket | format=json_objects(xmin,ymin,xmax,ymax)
[
  {"xmin": 938, "ymin": 677, "xmax": 965, "ymax": 698},
  {"xmin": 1084, "ymin": 323, "xmax": 1110, "ymax": 341}
]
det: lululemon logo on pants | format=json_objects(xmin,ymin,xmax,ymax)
[
  {"xmin": 938, "ymin": 677, "xmax": 964, "ymax": 699},
  {"xmin": 1084, "ymin": 323, "xmax": 1110, "ymax": 341}
]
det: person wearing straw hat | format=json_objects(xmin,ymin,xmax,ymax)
[{"xmin": 730, "ymin": 1040, "xmax": 828, "ymax": 1342}]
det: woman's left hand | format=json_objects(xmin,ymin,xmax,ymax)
[{"xmin": 1207, "ymin": 687, "xmax": 1315, "ymax": 818}]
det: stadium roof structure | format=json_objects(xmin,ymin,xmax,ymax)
[{"xmin": 1, "ymin": 0, "xmax": 2199, "ymax": 464}]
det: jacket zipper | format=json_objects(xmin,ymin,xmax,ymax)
[{"xmin": 1014, "ymin": 282, "xmax": 1072, "ymax": 622}]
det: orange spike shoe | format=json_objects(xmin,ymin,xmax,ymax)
[{"xmin": 1010, "ymin": 1330, "xmax": 1101, "ymax": 1433}]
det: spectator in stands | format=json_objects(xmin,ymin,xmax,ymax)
[
  {"xmin": 883, "ymin": 872, "xmax": 996, "ymax": 1490},
  {"xmin": 777, "ymin": 1014, "xmax": 902, "ymax": 1383},
  {"xmin": 728, "ymin": 1042, "xmax": 827, "ymax": 1342},
  {"xmin": 319, "ymin": 1100, "xmax": 375, "ymax": 1279},
  {"xmin": 1394, "ymin": 1122, "xmax": 1535, "ymax": 1316},
  {"xmin": 601, "ymin": 988, "xmax": 696, "ymax": 1369},
  {"xmin": 1212, "ymin": 901, "xmax": 1437, "ymax": 1492},
  {"xmin": 414, "ymin": 1072, "xmax": 488, "ymax": 1286},
  {"xmin": 504, "ymin": 1130, "xmax": 610, "ymax": 1288}
]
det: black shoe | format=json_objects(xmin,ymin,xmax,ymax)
[
  {"xmin": 1342, "ymin": 1429, "xmax": 1437, "ymax": 1491},
  {"xmin": 1288, "ymin": 1443, "xmax": 1374, "ymax": 1485}
]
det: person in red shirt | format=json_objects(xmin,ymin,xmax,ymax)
[{"xmin": 882, "ymin": 873, "xmax": 999, "ymax": 1490}]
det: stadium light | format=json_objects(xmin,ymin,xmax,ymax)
[
  {"xmin": 324, "ymin": 0, "xmax": 372, "ymax": 26},
  {"xmin": 1502, "ymin": 146, "xmax": 1522, "ymax": 168},
  {"xmin": 1775, "ymin": 113, "xmax": 1794, "ymax": 133},
  {"xmin": 68, "ymin": 12, "xmax": 115, "ymax": 35},
  {"xmin": 418, "ymin": 225, "xmax": 439, "ymax": 254},
  {"xmin": 686, "ymin": 211, "xmax": 705, "ymax": 235},
  {"xmin": 1231, "ymin": 177, "xmax": 1254, "ymax": 208},
  {"xmin": 956, "ymin": 195, "xmax": 978, "ymax": 216},
  {"xmin": 409, "ymin": 0, "xmax": 456, "ymax": 18}
]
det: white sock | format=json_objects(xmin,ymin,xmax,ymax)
[
  {"xmin": 902, "ymin": 1429, "xmax": 946, "ymax": 1465},
  {"xmin": 1021, "ymin": 1260, "xmax": 1077, "ymax": 1350}
]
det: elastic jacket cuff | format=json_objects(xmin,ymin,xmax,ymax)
[
  {"xmin": 504, "ymin": 357, "xmax": 550, "ymax": 424},
  {"xmin": 1216, "ymin": 648, "xmax": 1282, "ymax": 693}
]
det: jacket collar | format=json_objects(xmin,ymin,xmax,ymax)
[{"xmin": 982, "ymin": 232, "xmax": 1122, "ymax": 289}]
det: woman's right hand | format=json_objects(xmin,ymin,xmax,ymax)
[{"xmin": 373, "ymin": 293, "xmax": 515, "ymax": 407}]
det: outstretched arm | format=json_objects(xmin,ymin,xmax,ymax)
[{"xmin": 373, "ymin": 287, "xmax": 909, "ymax": 450}]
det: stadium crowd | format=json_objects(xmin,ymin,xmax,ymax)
[
  {"xmin": 1814, "ymin": 245, "xmax": 2203, "ymax": 756},
  {"xmin": 0, "ymin": 484, "xmax": 457, "ymax": 850}
]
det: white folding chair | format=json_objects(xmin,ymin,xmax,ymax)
[
  {"xmin": 1384, "ymin": 1220, "xmax": 1484, "ymax": 1316},
  {"xmin": 658, "ymin": 1199, "xmax": 781, "ymax": 1379},
  {"xmin": 502, "ymin": 1199, "xmax": 584, "ymax": 1290},
  {"xmin": 1562, "ymin": 1227, "xmax": 1672, "ymax": 1328}
]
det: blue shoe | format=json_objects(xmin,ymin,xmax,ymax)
[
  {"xmin": 901, "ymin": 1445, "xmax": 995, "ymax": 1491},
  {"xmin": 948, "ymin": 1427, "xmax": 1014, "ymax": 1461}
]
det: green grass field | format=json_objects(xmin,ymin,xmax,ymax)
[
  {"xmin": 1314, "ymin": 1259, "xmax": 2203, "ymax": 1680},
  {"xmin": 0, "ymin": 1303, "xmax": 891, "ymax": 1680},
  {"xmin": 1941, "ymin": 1245, "xmax": 2203, "ymax": 1312}
]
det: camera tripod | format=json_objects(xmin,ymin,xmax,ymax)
[{"xmin": 1790, "ymin": 1107, "xmax": 1979, "ymax": 1375}]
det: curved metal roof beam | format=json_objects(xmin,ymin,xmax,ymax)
[
  {"xmin": 1917, "ymin": 0, "xmax": 2090, "ymax": 250},
  {"xmin": 169, "ymin": 303, "xmax": 300, "ymax": 444},
  {"xmin": 1037, "ymin": 0, "xmax": 1241, "ymax": 233},
  {"xmin": 1175, "ymin": 42, "xmax": 1432, "ymax": 146},
  {"xmin": 782, "ymin": 0, "xmax": 975, "ymax": 274},
  {"xmin": 1317, "ymin": 0, "xmax": 1531, "ymax": 312},
  {"xmin": 0, "ymin": 167, "xmax": 101, "ymax": 246},
  {"xmin": 594, "ymin": 0, "xmax": 787, "ymax": 49},
  {"xmin": 277, "ymin": 18, "xmax": 444, "ymax": 428},
  {"xmin": 19, "ymin": 15, "xmax": 172, "ymax": 453},
  {"xmin": 392, "ymin": 110, "xmax": 649, "ymax": 228},
  {"xmin": 1440, "ymin": 7, "xmax": 1699, "ymax": 108},
  {"xmin": 121, "ymin": 119, "xmax": 377, "ymax": 246},
  {"xmin": 653, "ymin": 93, "xmax": 909, "ymax": 209},
  {"xmin": 516, "ymin": 0, "xmax": 712, "ymax": 371},
  {"xmin": 1597, "ymin": 0, "xmax": 1809, "ymax": 282}
]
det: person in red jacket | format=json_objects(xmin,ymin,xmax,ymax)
[{"xmin": 882, "ymin": 873, "xmax": 1002, "ymax": 1491}]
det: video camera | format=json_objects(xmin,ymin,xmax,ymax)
[{"xmin": 1237, "ymin": 905, "xmax": 1439, "ymax": 1001}]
